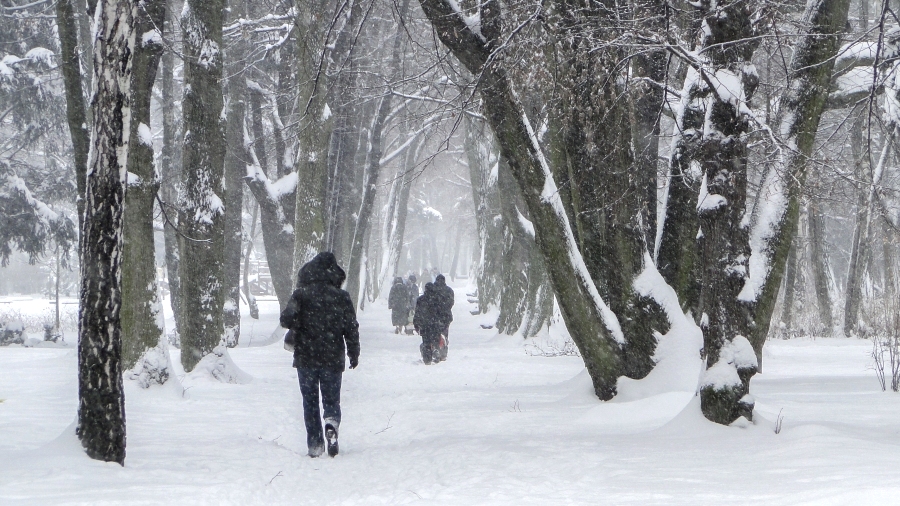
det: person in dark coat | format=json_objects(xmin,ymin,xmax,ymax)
[
  {"xmin": 413, "ymin": 282, "xmax": 444, "ymax": 364},
  {"xmin": 387, "ymin": 277, "xmax": 409, "ymax": 334},
  {"xmin": 405, "ymin": 274, "xmax": 419, "ymax": 334},
  {"xmin": 280, "ymin": 252, "xmax": 360, "ymax": 458},
  {"xmin": 433, "ymin": 274, "xmax": 454, "ymax": 361}
]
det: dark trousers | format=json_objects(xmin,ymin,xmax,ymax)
[
  {"xmin": 297, "ymin": 368, "xmax": 342, "ymax": 450},
  {"xmin": 420, "ymin": 332, "xmax": 440, "ymax": 364}
]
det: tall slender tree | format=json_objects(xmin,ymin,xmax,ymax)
[
  {"xmin": 178, "ymin": 0, "xmax": 227, "ymax": 371},
  {"xmin": 77, "ymin": 0, "xmax": 136, "ymax": 465}
]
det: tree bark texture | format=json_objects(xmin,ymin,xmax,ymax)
[
  {"xmin": 293, "ymin": 0, "xmax": 333, "ymax": 275},
  {"xmin": 222, "ymin": 0, "xmax": 248, "ymax": 345},
  {"xmin": 56, "ymin": 0, "xmax": 91, "ymax": 231},
  {"xmin": 78, "ymin": 0, "xmax": 135, "ymax": 465},
  {"xmin": 121, "ymin": 0, "xmax": 169, "ymax": 384},
  {"xmin": 178, "ymin": 0, "xmax": 227, "ymax": 372},
  {"xmin": 417, "ymin": 0, "xmax": 624, "ymax": 399},
  {"xmin": 244, "ymin": 86, "xmax": 295, "ymax": 310},
  {"xmin": 464, "ymin": 114, "xmax": 503, "ymax": 313},
  {"xmin": 551, "ymin": 0, "xmax": 663, "ymax": 379},
  {"xmin": 160, "ymin": 5, "xmax": 183, "ymax": 339},
  {"xmin": 745, "ymin": 0, "xmax": 852, "ymax": 366}
]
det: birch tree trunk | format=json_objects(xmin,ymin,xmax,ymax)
[
  {"xmin": 178, "ymin": 0, "xmax": 227, "ymax": 372},
  {"xmin": 121, "ymin": 0, "xmax": 170, "ymax": 384},
  {"xmin": 77, "ymin": 0, "xmax": 135, "ymax": 465}
]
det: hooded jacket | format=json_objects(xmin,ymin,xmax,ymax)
[
  {"xmin": 413, "ymin": 283, "xmax": 444, "ymax": 337},
  {"xmin": 433, "ymin": 274, "xmax": 454, "ymax": 326},
  {"xmin": 280, "ymin": 252, "xmax": 360, "ymax": 371}
]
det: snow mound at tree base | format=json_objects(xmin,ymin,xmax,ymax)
[
  {"xmin": 187, "ymin": 346, "xmax": 252, "ymax": 384},
  {"xmin": 126, "ymin": 342, "xmax": 171, "ymax": 388}
]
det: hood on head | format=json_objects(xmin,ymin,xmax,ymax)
[
  {"xmin": 408, "ymin": 274, "xmax": 416, "ymax": 283},
  {"xmin": 297, "ymin": 251, "xmax": 346, "ymax": 288},
  {"xmin": 424, "ymin": 282, "xmax": 435, "ymax": 294},
  {"xmin": 435, "ymin": 274, "xmax": 446, "ymax": 285},
  {"xmin": 393, "ymin": 277, "xmax": 403, "ymax": 285}
]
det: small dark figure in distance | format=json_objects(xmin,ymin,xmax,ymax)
[
  {"xmin": 414, "ymin": 282, "xmax": 445, "ymax": 364},
  {"xmin": 388, "ymin": 277, "xmax": 409, "ymax": 334},
  {"xmin": 280, "ymin": 252, "xmax": 360, "ymax": 458},
  {"xmin": 405, "ymin": 275, "xmax": 419, "ymax": 334},
  {"xmin": 432, "ymin": 274, "xmax": 454, "ymax": 361}
]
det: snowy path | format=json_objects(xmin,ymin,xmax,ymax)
[{"xmin": 2, "ymin": 286, "xmax": 900, "ymax": 505}]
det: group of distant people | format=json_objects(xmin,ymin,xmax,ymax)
[
  {"xmin": 388, "ymin": 273, "xmax": 454, "ymax": 365},
  {"xmin": 279, "ymin": 252, "xmax": 456, "ymax": 459}
]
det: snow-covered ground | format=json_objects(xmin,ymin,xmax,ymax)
[{"xmin": 2, "ymin": 285, "xmax": 900, "ymax": 505}]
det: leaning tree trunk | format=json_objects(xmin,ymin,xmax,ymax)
[
  {"xmin": 77, "ymin": 0, "xmax": 135, "ymax": 465},
  {"xmin": 744, "ymin": 0, "xmax": 852, "ymax": 368},
  {"xmin": 56, "ymin": 0, "xmax": 91, "ymax": 232},
  {"xmin": 293, "ymin": 0, "xmax": 333, "ymax": 275},
  {"xmin": 178, "ymin": 0, "xmax": 227, "ymax": 372},
  {"xmin": 377, "ymin": 132, "xmax": 422, "ymax": 295},
  {"xmin": 121, "ymin": 0, "xmax": 170, "ymax": 384},
  {"xmin": 552, "ymin": 0, "xmax": 663, "ymax": 379},
  {"xmin": 222, "ymin": 0, "xmax": 248, "ymax": 345},
  {"xmin": 417, "ymin": 0, "xmax": 624, "ymax": 399},
  {"xmin": 843, "ymin": 108, "xmax": 871, "ymax": 336},
  {"xmin": 496, "ymin": 157, "xmax": 531, "ymax": 334}
]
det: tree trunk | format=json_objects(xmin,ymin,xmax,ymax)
[
  {"xmin": 243, "ymin": 202, "xmax": 260, "ymax": 319},
  {"xmin": 243, "ymin": 86, "xmax": 296, "ymax": 310},
  {"xmin": 744, "ymin": 0, "xmax": 852, "ymax": 367},
  {"xmin": 781, "ymin": 240, "xmax": 799, "ymax": 332},
  {"xmin": 56, "ymin": 0, "xmax": 91, "ymax": 231},
  {"xmin": 377, "ymin": 133, "xmax": 422, "ymax": 295},
  {"xmin": 292, "ymin": 0, "xmax": 333, "ymax": 275},
  {"xmin": 121, "ymin": 0, "xmax": 170, "ymax": 385},
  {"xmin": 160, "ymin": 5, "xmax": 183, "ymax": 340},
  {"xmin": 464, "ymin": 114, "xmax": 503, "ymax": 313},
  {"xmin": 418, "ymin": 0, "xmax": 624, "ymax": 399},
  {"xmin": 496, "ymin": 157, "xmax": 530, "ymax": 335},
  {"xmin": 843, "ymin": 110, "xmax": 871, "ymax": 336},
  {"xmin": 346, "ymin": 1, "xmax": 408, "ymax": 307},
  {"xmin": 222, "ymin": 0, "xmax": 248, "ymax": 345},
  {"xmin": 808, "ymin": 200, "xmax": 833, "ymax": 331},
  {"xmin": 178, "ymin": 0, "xmax": 227, "ymax": 372},
  {"xmin": 78, "ymin": 0, "xmax": 135, "ymax": 465}
]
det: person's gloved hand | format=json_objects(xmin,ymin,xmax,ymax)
[{"xmin": 349, "ymin": 357, "xmax": 358, "ymax": 369}]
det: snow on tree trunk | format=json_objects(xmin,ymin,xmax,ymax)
[
  {"xmin": 741, "ymin": 0, "xmax": 852, "ymax": 366},
  {"xmin": 121, "ymin": 0, "xmax": 170, "ymax": 385},
  {"xmin": 418, "ymin": 0, "xmax": 624, "ymax": 399},
  {"xmin": 292, "ymin": 0, "xmax": 332, "ymax": 276},
  {"xmin": 178, "ymin": 0, "xmax": 227, "ymax": 373},
  {"xmin": 377, "ymin": 132, "xmax": 421, "ymax": 296},
  {"xmin": 77, "ymin": 0, "xmax": 136, "ymax": 465}
]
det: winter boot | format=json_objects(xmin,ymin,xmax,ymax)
[
  {"xmin": 325, "ymin": 423, "xmax": 339, "ymax": 457},
  {"xmin": 308, "ymin": 443, "xmax": 325, "ymax": 458},
  {"xmin": 420, "ymin": 343, "xmax": 432, "ymax": 364}
]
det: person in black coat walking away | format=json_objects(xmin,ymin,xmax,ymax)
[
  {"xmin": 280, "ymin": 252, "xmax": 360, "ymax": 458},
  {"xmin": 433, "ymin": 274, "xmax": 454, "ymax": 361},
  {"xmin": 388, "ymin": 277, "xmax": 409, "ymax": 334},
  {"xmin": 414, "ymin": 282, "xmax": 445, "ymax": 364}
]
